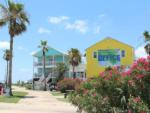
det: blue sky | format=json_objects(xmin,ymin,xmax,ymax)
[{"xmin": 0, "ymin": 0, "xmax": 150, "ymax": 82}]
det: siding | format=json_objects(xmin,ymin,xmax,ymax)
[{"xmin": 86, "ymin": 38, "xmax": 134, "ymax": 78}]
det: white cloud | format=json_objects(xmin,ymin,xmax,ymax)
[
  {"xmin": 38, "ymin": 27, "xmax": 51, "ymax": 34},
  {"xmin": 48, "ymin": 16, "xmax": 69, "ymax": 24},
  {"xmin": 94, "ymin": 26, "xmax": 101, "ymax": 34},
  {"xmin": 17, "ymin": 46, "xmax": 28, "ymax": 51},
  {"xmin": 65, "ymin": 20, "xmax": 88, "ymax": 34},
  {"xmin": 47, "ymin": 16, "xmax": 103, "ymax": 34},
  {"xmin": 135, "ymin": 45, "xmax": 147, "ymax": 58},
  {"xmin": 99, "ymin": 14, "xmax": 106, "ymax": 18},
  {"xmin": 30, "ymin": 51, "xmax": 36, "ymax": 56},
  {"xmin": 0, "ymin": 41, "xmax": 9, "ymax": 49}
]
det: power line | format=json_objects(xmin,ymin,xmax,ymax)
[{"xmin": 135, "ymin": 36, "xmax": 145, "ymax": 48}]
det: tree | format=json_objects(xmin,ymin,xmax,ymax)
[
  {"xmin": 38, "ymin": 40, "xmax": 48, "ymax": 91},
  {"xmin": 3, "ymin": 49, "xmax": 11, "ymax": 88},
  {"xmin": 143, "ymin": 31, "xmax": 150, "ymax": 42},
  {"xmin": 68, "ymin": 48, "xmax": 81, "ymax": 79},
  {"xmin": 16, "ymin": 80, "xmax": 21, "ymax": 86},
  {"xmin": 143, "ymin": 31, "xmax": 150, "ymax": 55},
  {"xmin": 0, "ymin": 0, "xmax": 29, "ymax": 96},
  {"xmin": 56, "ymin": 62, "xmax": 68, "ymax": 81}
]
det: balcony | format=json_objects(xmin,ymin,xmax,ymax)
[
  {"xmin": 34, "ymin": 61, "xmax": 57, "ymax": 67},
  {"xmin": 33, "ymin": 73, "xmax": 42, "ymax": 78}
]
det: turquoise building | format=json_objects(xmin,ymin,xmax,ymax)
[
  {"xmin": 33, "ymin": 47, "xmax": 68, "ymax": 78},
  {"xmin": 32, "ymin": 46, "xmax": 86, "ymax": 90},
  {"xmin": 32, "ymin": 47, "xmax": 69, "ymax": 90}
]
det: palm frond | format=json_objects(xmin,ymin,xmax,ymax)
[
  {"xmin": 8, "ymin": 0, "xmax": 22, "ymax": 14},
  {"xmin": 3, "ymin": 49, "xmax": 11, "ymax": 61},
  {"xmin": 19, "ymin": 11, "xmax": 29, "ymax": 23},
  {"xmin": 0, "ymin": 4, "xmax": 8, "ymax": 13},
  {"xmin": 0, "ymin": 19, "xmax": 6, "ymax": 26},
  {"xmin": 41, "ymin": 40, "xmax": 47, "ymax": 46},
  {"xmin": 9, "ymin": 21, "xmax": 27, "ymax": 37},
  {"xmin": 8, "ymin": 0, "xmax": 14, "ymax": 12},
  {"xmin": 38, "ymin": 40, "xmax": 49, "ymax": 52},
  {"xmin": 68, "ymin": 48, "xmax": 81, "ymax": 66},
  {"xmin": 143, "ymin": 31, "xmax": 150, "ymax": 42},
  {"xmin": 0, "ymin": 0, "xmax": 29, "ymax": 37},
  {"xmin": 15, "ymin": 3, "xmax": 24, "ymax": 13},
  {"xmin": 0, "ymin": 3, "xmax": 9, "ymax": 20}
]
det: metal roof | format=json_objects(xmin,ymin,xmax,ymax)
[
  {"xmin": 33, "ymin": 47, "xmax": 67, "ymax": 57},
  {"xmin": 86, "ymin": 37, "xmax": 134, "ymax": 50}
]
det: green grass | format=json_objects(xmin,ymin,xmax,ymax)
[
  {"xmin": 0, "ymin": 91, "xmax": 28, "ymax": 103},
  {"xmin": 50, "ymin": 91, "xmax": 64, "ymax": 96},
  {"xmin": 50, "ymin": 91, "xmax": 69, "ymax": 102},
  {"xmin": 56, "ymin": 98, "xmax": 69, "ymax": 102}
]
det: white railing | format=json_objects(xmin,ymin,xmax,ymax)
[{"xmin": 34, "ymin": 61, "xmax": 57, "ymax": 66}]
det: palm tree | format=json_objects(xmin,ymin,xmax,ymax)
[
  {"xmin": 56, "ymin": 62, "xmax": 68, "ymax": 81},
  {"xmin": 143, "ymin": 31, "xmax": 150, "ymax": 55},
  {"xmin": 3, "ymin": 49, "xmax": 11, "ymax": 88},
  {"xmin": 68, "ymin": 48, "xmax": 81, "ymax": 79},
  {"xmin": 0, "ymin": 0, "xmax": 29, "ymax": 96},
  {"xmin": 38, "ymin": 40, "xmax": 48, "ymax": 91}
]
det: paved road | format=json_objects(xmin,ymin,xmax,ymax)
[{"xmin": 0, "ymin": 87, "xmax": 77, "ymax": 113}]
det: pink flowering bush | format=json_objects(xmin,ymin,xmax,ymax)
[
  {"xmin": 69, "ymin": 78, "xmax": 112, "ymax": 113},
  {"xmin": 128, "ymin": 96, "xmax": 149, "ymax": 113},
  {"xmin": 127, "ymin": 56, "xmax": 150, "ymax": 105},
  {"xmin": 69, "ymin": 56, "xmax": 150, "ymax": 113},
  {"xmin": 57, "ymin": 78, "xmax": 82, "ymax": 93}
]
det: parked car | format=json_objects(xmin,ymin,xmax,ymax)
[{"xmin": 0, "ymin": 83, "xmax": 4, "ymax": 95}]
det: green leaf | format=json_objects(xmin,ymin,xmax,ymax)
[{"xmin": 121, "ymin": 96, "xmax": 126, "ymax": 105}]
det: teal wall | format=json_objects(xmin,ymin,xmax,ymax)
[
  {"xmin": 36, "ymin": 55, "xmax": 69, "ymax": 77},
  {"xmin": 37, "ymin": 68, "xmax": 53, "ymax": 76},
  {"xmin": 37, "ymin": 55, "xmax": 68, "ymax": 64},
  {"xmin": 55, "ymin": 56, "xmax": 63, "ymax": 63}
]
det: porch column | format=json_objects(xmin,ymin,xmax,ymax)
[
  {"xmin": 32, "ymin": 57, "xmax": 35, "ymax": 90},
  {"xmin": 53, "ymin": 55, "xmax": 55, "ymax": 77},
  {"xmin": 63, "ymin": 55, "xmax": 64, "ymax": 63}
]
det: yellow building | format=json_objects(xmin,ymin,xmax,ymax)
[{"xmin": 86, "ymin": 37, "xmax": 134, "ymax": 78}]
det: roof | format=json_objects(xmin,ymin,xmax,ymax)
[
  {"xmin": 33, "ymin": 47, "xmax": 67, "ymax": 57},
  {"xmin": 145, "ymin": 43, "xmax": 150, "ymax": 46},
  {"xmin": 86, "ymin": 37, "xmax": 134, "ymax": 50}
]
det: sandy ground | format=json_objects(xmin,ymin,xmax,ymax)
[{"xmin": 0, "ymin": 86, "xmax": 77, "ymax": 113}]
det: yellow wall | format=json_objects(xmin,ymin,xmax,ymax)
[{"xmin": 86, "ymin": 38, "xmax": 134, "ymax": 78}]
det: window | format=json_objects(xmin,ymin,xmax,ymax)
[
  {"xmin": 93, "ymin": 51, "xmax": 97, "ymax": 58},
  {"xmin": 121, "ymin": 50, "xmax": 125, "ymax": 57}
]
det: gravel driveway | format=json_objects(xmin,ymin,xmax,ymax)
[{"xmin": 0, "ymin": 86, "xmax": 77, "ymax": 113}]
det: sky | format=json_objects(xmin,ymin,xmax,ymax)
[{"xmin": 0, "ymin": 0, "xmax": 150, "ymax": 82}]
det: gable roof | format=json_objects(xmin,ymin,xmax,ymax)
[
  {"xmin": 86, "ymin": 37, "xmax": 134, "ymax": 50},
  {"xmin": 33, "ymin": 46, "xmax": 67, "ymax": 57}
]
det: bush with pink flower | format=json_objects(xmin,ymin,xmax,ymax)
[
  {"xmin": 57, "ymin": 78, "xmax": 82, "ymax": 93},
  {"xmin": 126, "ymin": 56, "xmax": 150, "ymax": 105},
  {"xmin": 69, "ymin": 56, "xmax": 150, "ymax": 113},
  {"xmin": 128, "ymin": 96, "xmax": 149, "ymax": 113}
]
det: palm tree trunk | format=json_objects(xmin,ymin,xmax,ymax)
[
  {"xmin": 43, "ymin": 52, "xmax": 46, "ymax": 91},
  {"xmin": 8, "ymin": 37, "xmax": 13, "ymax": 96},
  {"xmin": 73, "ymin": 66, "xmax": 76, "ymax": 79},
  {"xmin": 5, "ymin": 61, "xmax": 9, "ymax": 88},
  {"xmin": 145, "ymin": 44, "xmax": 150, "ymax": 55}
]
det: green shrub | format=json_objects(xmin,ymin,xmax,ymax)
[{"xmin": 25, "ymin": 84, "xmax": 32, "ymax": 90}]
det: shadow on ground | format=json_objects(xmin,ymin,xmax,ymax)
[{"xmin": 23, "ymin": 96, "xmax": 36, "ymax": 99}]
